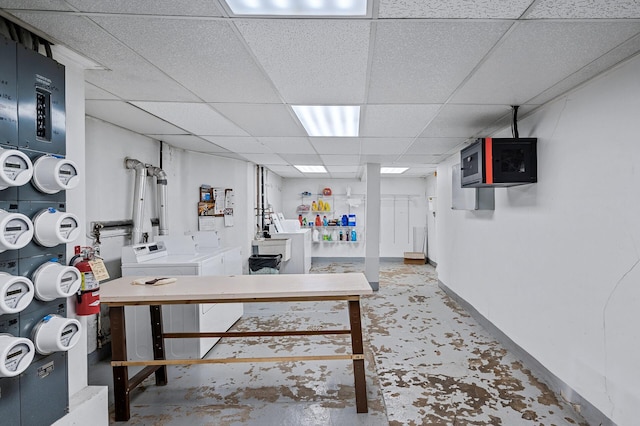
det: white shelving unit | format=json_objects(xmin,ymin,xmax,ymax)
[{"xmin": 295, "ymin": 193, "xmax": 364, "ymax": 244}]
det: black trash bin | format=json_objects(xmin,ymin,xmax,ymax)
[{"xmin": 248, "ymin": 254, "xmax": 282, "ymax": 274}]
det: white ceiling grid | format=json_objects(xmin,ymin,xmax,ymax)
[{"xmin": 1, "ymin": 0, "xmax": 639, "ymax": 178}]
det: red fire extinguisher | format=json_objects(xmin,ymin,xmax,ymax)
[{"xmin": 70, "ymin": 246, "xmax": 100, "ymax": 316}]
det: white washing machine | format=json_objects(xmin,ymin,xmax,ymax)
[{"xmin": 121, "ymin": 238, "xmax": 243, "ymax": 361}]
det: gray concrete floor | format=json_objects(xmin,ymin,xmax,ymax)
[{"xmin": 89, "ymin": 260, "xmax": 587, "ymax": 425}]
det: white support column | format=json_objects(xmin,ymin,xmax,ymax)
[{"xmin": 364, "ymin": 163, "xmax": 380, "ymax": 291}]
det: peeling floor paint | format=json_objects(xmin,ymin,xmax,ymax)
[{"xmin": 90, "ymin": 260, "xmax": 588, "ymax": 425}]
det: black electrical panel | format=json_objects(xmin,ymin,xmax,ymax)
[{"xmin": 461, "ymin": 138, "xmax": 537, "ymax": 188}]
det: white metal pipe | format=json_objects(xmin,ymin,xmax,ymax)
[
  {"xmin": 147, "ymin": 166, "xmax": 168, "ymax": 236},
  {"xmin": 125, "ymin": 158, "xmax": 147, "ymax": 244}
]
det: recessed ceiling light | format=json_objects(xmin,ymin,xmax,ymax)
[
  {"xmin": 381, "ymin": 167, "xmax": 409, "ymax": 174},
  {"xmin": 224, "ymin": 0, "xmax": 367, "ymax": 16},
  {"xmin": 292, "ymin": 105, "xmax": 360, "ymax": 137},
  {"xmin": 294, "ymin": 165, "xmax": 328, "ymax": 173}
]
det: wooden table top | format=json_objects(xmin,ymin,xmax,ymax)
[{"xmin": 101, "ymin": 273, "xmax": 373, "ymax": 305}]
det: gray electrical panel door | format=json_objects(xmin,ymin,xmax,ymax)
[
  {"xmin": 16, "ymin": 44, "xmax": 66, "ymax": 154},
  {"xmin": 0, "ymin": 36, "xmax": 18, "ymax": 147}
]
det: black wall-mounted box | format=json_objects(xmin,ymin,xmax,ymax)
[{"xmin": 460, "ymin": 137, "xmax": 537, "ymax": 188}]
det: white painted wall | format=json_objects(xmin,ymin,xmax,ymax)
[
  {"xmin": 62, "ymin": 60, "xmax": 88, "ymax": 396},
  {"xmin": 281, "ymin": 177, "xmax": 428, "ymax": 257},
  {"xmin": 435, "ymin": 54, "xmax": 640, "ymax": 426},
  {"xmin": 159, "ymin": 143, "xmax": 254, "ymax": 261},
  {"xmin": 425, "ymin": 174, "xmax": 437, "ymax": 263},
  {"xmin": 85, "ymin": 120, "xmax": 255, "ymax": 274}
]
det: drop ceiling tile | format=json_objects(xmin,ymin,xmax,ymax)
[
  {"xmin": 419, "ymin": 104, "xmax": 512, "ymax": 138},
  {"xmin": 264, "ymin": 165, "xmax": 303, "ymax": 177},
  {"xmin": 404, "ymin": 138, "xmax": 467, "ymax": 155},
  {"xmin": 361, "ymin": 154, "xmax": 397, "ymax": 164},
  {"xmin": 403, "ymin": 167, "xmax": 437, "ymax": 177},
  {"xmin": 90, "ymin": 16, "xmax": 281, "ymax": 103},
  {"xmin": 258, "ymin": 137, "xmax": 316, "ymax": 154},
  {"xmin": 11, "ymin": 12, "xmax": 199, "ymax": 101},
  {"xmin": 361, "ymin": 138, "xmax": 413, "ymax": 155},
  {"xmin": 310, "ymin": 138, "xmax": 361, "ymax": 155},
  {"xmin": 0, "ymin": 1, "xmax": 71, "ymax": 10},
  {"xmin": 279, "ymin": 154, "xmax": 322, "ymax": 164},
  {"xmin": 395, "ymin": 154, "xmax": 442, "ymax": 165},
  {"xmin": 239, "ymin": 153, "xmax": 288, "ymax": 165},
  {"xmin": 201, "ymin": 136, "xmax": 271, "ymax": 154},
  {"xmin": 234, "ymin": 19, "xmax": 371, "ymax": 104},
  {"xmin": 361, "ymin": 105, "xmax": 442, "ymax": 137},
  {"xmin": 65, "ymin": 0, "xmax": 224, "ymax": 16},
  {"xmin": 145, "ymin": 134, "xmax": 231, "ymax": 154},
  {"xmin": 329, "ymin": 172, "xmax": 359, "ymax": 179},
  {"xmin": 378, "ymin": 0, "xmax": 533, "ymax": 18},
  {"xmin": 85, "ymin": 82, "xmax": 119, "ymax": 100},
  {"xmin": 132, "ymin": 102, "xmax": 249, "ymax": 136},
  {"xmin": 526, "ymin": 0, "xmax": 640, "ymax": 18},
  {"xmin": 528, "ymin": 32, "xmax": 640, "ymax": 105},
  {"xmin": 211, "ymin": 104, "xmax": 305, "ymax": 137},
  {"xmin": 85, "ymin": 100, "xmax": 185, "ymax": 134},
  {"xmin": 326, "ymin": 165, "xmax": 360, "ymax": 173},
  {"xmin": 368, "ymin": 21, "xmax": 511, "ymax": 103},
  {"xmin": 451, "ymin": 21, "xmax": 640, "ymax": 105},
  {"xmin": 320, "ymin": 155, "xmax": 361, "ymax": 166}
]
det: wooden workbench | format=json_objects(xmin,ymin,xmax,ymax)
[{"xmin": 101, "ymin": 273, "xmax": 373, "ymax": 421}]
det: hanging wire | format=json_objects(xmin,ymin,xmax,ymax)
[{"xmin": 511, "ymin": 105, "xmax": 520, "ymax": 139}]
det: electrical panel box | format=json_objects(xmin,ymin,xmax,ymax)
[
  {"xmin": 0, "ymin": 37, "xmax": 18, "ymax": 148},
  {"xmin": 16, "ymin": 45, "xmax": 65, "ymax": 155},
  {"xmin": 1, "ymin": 35, "xmax": 71, "ymax": 426},
  {"xmin": 461, "ymin": 138, "xmax": 537, "ymax": 188},
  {"xmin": 0, "ymin": 376, "xmax": 21, "ymax": 425},
  {"xmin": 19, "ymin": 351, "xmax": 68, "ymax": 425}
]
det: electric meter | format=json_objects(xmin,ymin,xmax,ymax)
[
  {"xmin": 32, "ymin": 260, "xmax": 81, "ymax": 301},
  {"xmin": 31, "ymin": 314, "xmax": 81, "ymax": 355},
  {"xmin": 0, "ymin": 147, "xmax": 34, "ymax": 190},
  {"xmin": 0, "ymin": 272, "xmax": 34, "ymax": 315},
  {"xmin": 0, "ymin": 334, "xmax": 35, "ymax": 378},
  {"xmin": 32, "ymin": 155, "xmax": 80, "ymax": 194},
  {"xmin": 0, "ymin": 209, "xmax": 34, "ymax": 252},
  {"xmin": 32, "ymin": 208, "xmax": 80, "ymax": 247}
]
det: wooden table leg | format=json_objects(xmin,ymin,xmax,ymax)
[
  {"xmin": 348, "ymin": 299, "xmax": 368, "ymax": 413},
  {"xmin": 110, "ymin": 306, "xmax": 130, "ymax": 421},
  {"xmin": 149, "ymin": 305, "xmax": 168, "ymax": 385}
]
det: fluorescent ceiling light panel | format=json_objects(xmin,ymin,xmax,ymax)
[
  {"xmin": 292, "ymin": 105, "xmax": 360, "ymax": 137},
  {"xmin": 294, "ymin": 165, "xmax": 328, "ymax": 173},
  {"xmin": 381, "ymin": 167, "xmax": 409, "ymax": 174},
  {"xmin": 225, "ymin": 0, "xmax": 367, "ymax": 16}
]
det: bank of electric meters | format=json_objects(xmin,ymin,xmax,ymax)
[
  {"xmin": 0, "ymin": 149, "xmax": 82, "ymax": 378},
  {"xmin": 0, "ymin": 149, "xmax": 81, "ymax": 250}
]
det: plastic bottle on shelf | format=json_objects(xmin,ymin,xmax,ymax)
[
  {"xmin": 315, "ymin": 214, "xmax": 321, "ymax": 226},
  {"xmin": 298, "ymin": 215, "xmax": 303, "ymax": 226},
  {"xmin": 312, "ymin": 201, "xmax": 318, "ymax": 211},
  {"xmin": 339, "ymin": 230, "xmax": 343, "ymax": 241},
  {"xmin": 341, "ymin": 215, "xmax": 348, "ymax": 226},
  {"xmin": 323, "ymin": 215, "xmax": 328, "ymax": 226},
  {"xmin": 351, "ymin": 229, "xmax": 357, "ymax": 242}
]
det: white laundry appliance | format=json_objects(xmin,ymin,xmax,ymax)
[{"xmin": 121, "ymin": 237, "xmax": 243, "ymax": 361}]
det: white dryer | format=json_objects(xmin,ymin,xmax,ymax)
[{"xmin": 121, "ymin": 239, "xmax": 243, "ymax": 361}]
